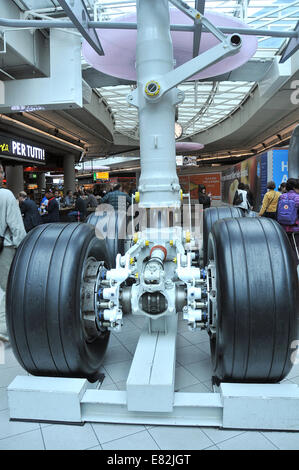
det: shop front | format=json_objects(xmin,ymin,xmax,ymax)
[{"xmin": 0, "ymin": 133, "xmax": 47, "ymax": 198}]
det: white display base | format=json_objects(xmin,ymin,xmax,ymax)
[
  {"xmin": 7, "ymin": 306, "xmax": 299, "ymax": 431},
  {"xmin": 7, "ymin": 315, "xmax": 299, "ymax": 430},
  {"xmin": 8, "ymin": 376, "xmax": 299, "ymax": 430}
]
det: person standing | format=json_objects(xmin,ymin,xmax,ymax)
[
  {"xmin": 100, "ymin": 183, "xmax": 131, "ymax": 211},
  {"xmin": 67, "ymin": 191, "xmax": 87, "ymax": 221},
  {"xmin": 54, "ymin": 189, "xmax": 62, "ymax": 209},
  {"xmin": 278, "ymin": 182, "xmax": 287, "ymax": 193},
  {"xmin": 198, "ymin": 184, "xmax": 211, "ymax": 209},
  {"xmin": 18, "ymin": 191, "xmax": 41, "ymax": 232},
  {"xmin": 0, "ymin": 164, "xmax": 26, "ymax": 342},
  {"xmin": 259, "ymin": 181, "xmax": 280, "ymax": 219},
  {"xmin": 276, "ymin": 178, "xmax": 299, "ymax": 265},
  {"xmin": 233, "ymin": 182, "xmax": 250, "ymax": 211},
  {"xmin": 85, "ymin": 189, "xmax": 98, "ymax": 209},
  {"xmin": 41, "ymin": 190, "xmax": 60, "ymax": 223},
  {"xmin": 64, "ymin": 190, "xmax": 74, "ymax": 207},
  {"xmin": 244, "ymin": 184, "xmax": 254, "ymax": 210}
]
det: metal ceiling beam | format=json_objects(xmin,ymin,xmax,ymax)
[
  {"xmin": 280, "ymin": 20, "xmax": 299, "ymax": 63},
  {"xmin": 0, "ymin": 17, "xmax": 297, "ymax": 38},
  {"xmin": 193, "ymin": 0, "xmax": 205, "ymax": 58},
  {"xmin": 56, "ymin": 0, "xmax": 104, "ymax": 55}
]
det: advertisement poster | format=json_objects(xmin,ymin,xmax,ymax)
[
  {"xmin": 272, "ymin": 149, "xmax": 288, "ymax": 189},
  {"xmin": 178, "ymin": 173, "xmax": 221, "ymax": 200},
  {"xmin": 221, "ymin": 154, "xmax": 265, "ymax": 211},
  {"xmin": 189, "ymin": 173, "xmax": 221, "ymax": 200}
]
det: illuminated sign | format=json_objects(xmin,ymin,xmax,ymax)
[
  {"xmin": 11, "ymin": 141, "xmax": 45, "ymax": 161},
  {"xmin": 94, "ymin": 171, "xmax": 109, "ymax": 181},
  {"xmin": 0, "ymin": 143, "xmax": 9, "ymax": 153},
  {"xmin": 0, "ymin": 135, "xmax": 46, "ymax": 164}
]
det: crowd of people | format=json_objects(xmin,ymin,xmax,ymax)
[{"xmin": 16, "ymin": 183, "xmax": 133, "ymax": 231}]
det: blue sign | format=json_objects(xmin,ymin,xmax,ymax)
[
  {"xmin": 272, "ymin": 149, "xmax": 288, "ymax": 189},
  {"xmin": 260, "ymin": 152, "xmax": 268, "ymax": 201}
]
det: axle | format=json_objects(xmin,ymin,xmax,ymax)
[{"xmin": 81, "ymin": 228, "xmax": 212, "ymax": 333}]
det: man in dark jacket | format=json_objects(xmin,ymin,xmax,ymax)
[
  {"xmin": 100, "ymin": 184, "xmax": 131, "ymax": 211},
  {"xmin": 18, "ymin": 191, "xmax": 41, "ymax": 232},
  {"xmin": 198, "ymin": 184, "xmax": 211, "ymax": 209},
  {"xmin": 41, "ymin": 190, "xmax": 60, "ymax": 223},
  {"xmin": 67, "ymin": 191, "xmax": 87, "ymax": 221},
  {"xmin": 85, "ymin": 189, "xmax": 98, "ymax": 208}
]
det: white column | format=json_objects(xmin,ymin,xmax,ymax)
[
  {"xmin": 136, "ymin": 0, "xmax": 181, "ymax": 209},
  {"xmin": 64, "ymin": 154, "xmax": 76, "ymax": 195},
  {"xmin": 6, "ymin": 165, "xmax": 24, "ymax": 196},
  {"xmin": 37, "ymin": 172, "xmax": 46, "ymax": 191}
]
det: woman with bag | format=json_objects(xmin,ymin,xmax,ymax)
[
  {"xmin": 259, "ymin": 181, "xmax": 280, "ymax": 219},
  {"xmin": 276, "ymin": 178, "xmax": 299, "ymax": 266},
  {"xmin": 233, "ymin": 182, "xmax": 250, "ymax": 212}
]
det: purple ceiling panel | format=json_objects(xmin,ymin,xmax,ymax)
[{"xmin": 82, "ymin": 10, "xmax": 258, "ymax": 81}]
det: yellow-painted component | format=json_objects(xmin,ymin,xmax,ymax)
[
  {"xmin": 173, "ymin": 257, "xmax": 177, "ymax": 263},
  {"xmin": 180, "ymin": 189, "xmax": 183, "ymax": 201},
  {"xmin": 186, "ymin": 231, "xmax": 191, "ymax": 243},
  {"xmin": 145, "ymin": 80, "xmax": 161, "ymax": 97},
  {"xmin": 130, "ymin": 257, "xmax": 135, "ymax": 265},
  {"xmin": 135, "ymin": 272, "xmax": 139, "ymax": 279},
  {"xmin": 145, "ymin": 240, "xmax": 149, "ymax": 246},
  {"xmin": 135, "ymin": 191, "xmax": 140, "ymax": 203},
  {"xmin": 133, "ymin": 233, "xmax": 138, "ymax": 244},
  {"xmin": 169, "ymin": 240, "xmax": 173, "ymax": 246},
  {"xmin": 196, "ymin": 13, "xmax": 201, "ymax": 19}
]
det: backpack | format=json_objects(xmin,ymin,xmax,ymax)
[
  {"xmin": 233, "ymin": 190, "xmax": 243, "ymax": 206},
  {"xmin": 277, "ymin": 196, "xmax": 297, "ymax": 225}
]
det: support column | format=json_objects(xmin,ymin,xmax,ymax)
[
  {"xmin": 64, "ymin": 154, "xmax": 76, "ymax": 195},
  {"xmin": 37, "ymin": 172, "xmax": 46, "ymax": 192},
  {"xmin": 6, "ymin": 165, "xmax": 24, "ymax": 197},
  {"xmin": 136, "ymin": 0, "xmax": 181, "ymax": 209},
  {"xmin": 135, "ymin": 169, "xmax": 140, "ymax": 187}
]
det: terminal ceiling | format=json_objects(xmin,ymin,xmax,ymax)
[{"xmin": 1, "ymin": 0, "xmax": 299, "ymax": 166}]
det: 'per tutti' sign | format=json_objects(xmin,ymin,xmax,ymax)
[{"xmin": 0, "ymin": 135, "xmax": 46, "ymax": 164}]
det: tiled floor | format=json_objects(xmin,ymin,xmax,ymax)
[{"xmin": 1, "ymin": 313, "xmax": 299, "ymax": 450}]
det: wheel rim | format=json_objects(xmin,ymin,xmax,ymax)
[{"xmin": 206, "ymin": 236, "xmax": 219, "ymax": 372}]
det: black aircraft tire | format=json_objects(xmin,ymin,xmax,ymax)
[
  {"xmin": 208, "ymin": 217, "xmax": 299, "ymax": 383},
  {"xmin": 6, "ymin": 223, "xmax": 110, "ymax": 383},
  {"xmin": 203, "ymin": 207, "xmax": 244, "ymax": 266},
  {"xmin": 86, "ymin": 211, "xmax": 125, "ymax": 268}
]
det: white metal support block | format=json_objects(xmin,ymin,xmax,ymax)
[
  {"xmin": 8, "ymin": 376, "xmax": 89, "ymax": 424},
  {"xmin": 8, "ymin": 376, "xmax": 299, "ymax": 430},
  {"xmin": 126, "ymin": 315, "xmax": 178, "ymax": 413},
  {"xmin": 220, "ymin": 383, "xmax": 299, "ymax": 431}
]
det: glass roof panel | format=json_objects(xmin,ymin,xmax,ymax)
[{"xmin": 82, "ymin": 0, "xmax": 298, "ymax": 139}]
